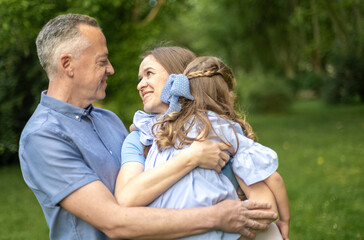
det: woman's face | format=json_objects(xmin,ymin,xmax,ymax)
[{"xmin": 137, "ymin": 55, "xmax": 169, "ymax": 114}]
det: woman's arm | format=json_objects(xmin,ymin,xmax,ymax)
[
  {"xmin": 264, "ymin": 171, "xmax": 290, "ymax": 240},
  {"xmin": 115, "ymin": 139, "xmax": 231, "ymax": 207}
]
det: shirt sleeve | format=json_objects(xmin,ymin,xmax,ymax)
[
  {"xmin": 133, "ymin": 110, "xmax": 156, "ymax": 146},
  {"xmin": 20, "ymin": 129, "xmax": 99, "ymax": 207},
  {"xmin": 121, "ymin": 131, "xmax": 146, "ymax": 166},
  {"xmin": 231, "ymin": 134, "xmax": 278, "ymax": 186},
  {"xmin": 208, "ymin": 112, "xmax": 278, "ymax": 186}
]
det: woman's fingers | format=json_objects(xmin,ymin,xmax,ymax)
[
  {"xmin": 218, "ymin": 142, "xmax": 234, "ymax": 154},
  {"xmin": 189, "ymin": 139, "xmax": 233, "ymax": 172}
]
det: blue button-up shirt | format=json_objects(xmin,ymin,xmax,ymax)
[{"xmin": 19, "ymin": 91, "xmax": 129, "ymax": 240}]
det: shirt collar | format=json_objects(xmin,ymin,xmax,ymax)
[{"xmin": 40, "ymin": 90, "xmax": 94, "ymax": 122}]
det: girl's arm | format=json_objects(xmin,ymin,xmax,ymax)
[
  {"xmin": 264, "ymin": 171, "xmax": 290, "ymax": 240},
  {"xmin": 235, "ymin": 176, "xmax": 278, "ymax": 240},
  {"xmin": 236, "ymin": 177, "xmax": 278, "ymax": 216},
  {"xmin": 115, "ymin": 139, "xmax": 231, "ymax": 207}
]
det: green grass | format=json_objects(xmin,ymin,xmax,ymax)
[
  {"xmin": 248, "ymin": 100, "xmax": 364, "ymax": 239},
  {"xmin": 0, "ymin": 166, "xmax": 48, "ymax": 239},
  {"xmin": 1, "ymin": 100, "xmax": 363, "ymax": 239}
]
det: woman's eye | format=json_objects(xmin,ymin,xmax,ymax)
[{"xmin": 147, "ymin": 71, "xmax": 153, "ymax": 76}]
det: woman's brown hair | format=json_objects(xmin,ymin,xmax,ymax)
[
  {"xmin": 140, "ymin": 46, "xmax": 196, "ymax": 157},
  {"xmin": 153, "ymin": 56, "xmax": 257, "ymax": 152},
  {"xmin": 142, "ymin": 46, "xmax": 196, "ymax": 74}
]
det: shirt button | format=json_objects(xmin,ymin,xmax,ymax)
[
  {"xmin": 109, "ymin": 150, "xmax": 113, "ymax": 155},
  {"xmin": 75, "ymin": 115, "xmax": 80, "ymax": 119},
  {"xmin": 83, "ymin": 112, "xmax": 87, "ymax": 116}
]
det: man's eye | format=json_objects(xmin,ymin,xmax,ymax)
[{"xmin": 99, "ymin": 60, "xmax": 108, "ymax": 66}]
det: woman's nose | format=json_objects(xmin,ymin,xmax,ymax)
[{"xmin": 137, "ymin": 78, "xmax": 147, "ymax": 90}]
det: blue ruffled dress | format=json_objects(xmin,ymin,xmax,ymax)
[{"xmin": 130, "ymin": 110, "xmax": 278, "ymax": 239}]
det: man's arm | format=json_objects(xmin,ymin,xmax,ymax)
[{"xmin": 61, "ymin": 180, "xmax": 277, "ymax": 239}]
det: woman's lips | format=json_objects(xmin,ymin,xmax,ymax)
[{"xmin": 142, "ymin": 91, "xmax": 153, "ymax": 101}]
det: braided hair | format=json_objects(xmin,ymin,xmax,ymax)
[{"xmin": 153, "ymin": 56, "xmax": 257, "ymax": 152}]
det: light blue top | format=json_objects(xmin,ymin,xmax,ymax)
[
  {"xmin": 19, "ymin": 91, "xmax": 129, "ymax": 240},
  {"xmin": 121, "ymin": 110, "xmax": 278, "ymax": 240}
]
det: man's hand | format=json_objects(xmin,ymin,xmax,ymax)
[{"xmin": 213, "ymin": 200, "xmax": 278, "ymax": 239}]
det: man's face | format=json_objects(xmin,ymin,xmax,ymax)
[{"xmin": 72, "ymin": 24, "xmax": 114, "ymax": 107}]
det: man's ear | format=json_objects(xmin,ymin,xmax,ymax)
[{"xmin": 59, "ymin": 54, "xmax": 74, "ymax": 77}]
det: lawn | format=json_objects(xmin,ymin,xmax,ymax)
[{"xmin": 1, "ymin": 100, "xmax": 363, "ymax": 239}]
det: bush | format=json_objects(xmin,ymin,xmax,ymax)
[
  {"xmin": 236, "ymin": 72, "xmax": 294, "ymax": 113},
  {"xmin": 322, "ymin": 33, "xmax": 364, "ymax": 104},
  {"xmin": 323, "ymin": 52, "xmax": 364, "ymax": 104},
  {"xmin": 290, "ymin": 71, "xmax": 326, "ymax": 97}
]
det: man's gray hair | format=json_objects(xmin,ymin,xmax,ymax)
[{"xmin": 36, "ymin": 13, "xmax": 100, "ymax": 78}]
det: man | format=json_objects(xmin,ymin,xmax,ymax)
[{"xmin": 19, "ymin": 13, "xmax": 277, "ymax": 239}]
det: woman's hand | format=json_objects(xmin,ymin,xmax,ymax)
[{"xmin": 186, "ymin": 139, "xmax": 233, "ymax": 172}]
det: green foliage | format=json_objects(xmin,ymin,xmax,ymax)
[
  {"xmin": 0, "ymin": 0, "xmax": 55, "ymax": 165},
  {"xmin": 236, "ymin": 72, "xmax": 294, "ymax": 113},
  {"xmin": 0, "ymin": 0, "xmax": 363, "ymax": 165},
  {"xmin": 0, "ymin": 0, "xmax": 189, "ymax": 165},
  {"xmin": 290, "ymin": 71, "xmax": 326, "ymax": 97},
  {"xmin": 165, "ymin": 0, "xmax": 363, "ymax": 102},
  {"xmin": 323, "ymin": 48, "xmax": 364, "ymax": 104}
]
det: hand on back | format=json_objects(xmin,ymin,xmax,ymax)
[{"xmin": 187, "ymin": 139, "xmax": 233, "ymax": 172}]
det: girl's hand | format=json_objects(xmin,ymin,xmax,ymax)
[
  {"xmin": 276, "ymin": 219, "xmax": 290, "ymax": 240},
  {"xmin": 187, "ymin": 139, "xmax": 232, "ymax": 172}
]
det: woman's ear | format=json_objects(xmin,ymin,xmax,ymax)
[{"xmin": 59, "ymin": 54, "xmax": 74, "ymax": 77}]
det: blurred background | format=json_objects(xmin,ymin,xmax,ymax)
[{"xmin": 0, "ymin": 0, "xmax": 363, "ymax": 239}]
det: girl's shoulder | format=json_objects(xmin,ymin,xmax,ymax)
[{"xmin": 206, "ymin": 111, "xmax": 244, "ymax": 134}]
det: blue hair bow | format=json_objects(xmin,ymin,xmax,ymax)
[{"xmin": 160, "ymin": 74, "xmax": 194, "ymax": 114}]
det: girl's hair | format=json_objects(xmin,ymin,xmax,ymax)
[
  {"xmin": 153, "ymin": 56, "xmax": 257, "ymax": 152},
  {"xmin": 141, "ymin": 46, "xmax": 196, "ymax": 157}
]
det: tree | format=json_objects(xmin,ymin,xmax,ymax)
[{"xmin": 0, "ymin": 0, "xmax": 188, "ymax": 165}]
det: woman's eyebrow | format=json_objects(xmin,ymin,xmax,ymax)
[{"xmin": 138, "ymin": 67, "xmax": 156, "ymax": 79}]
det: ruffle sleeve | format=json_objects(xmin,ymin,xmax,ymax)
[
  {"xmin": 231, "ymin": 135, "xmax": 278, "ymax": 186},
  {"xmin": 133, "ymin": 110, "xmax": 156, "ymax": 146},
  {"xmin": 207, "ymin": 112, "xmax": 278, "ymax": 186}
]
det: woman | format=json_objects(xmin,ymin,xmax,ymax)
[
  {"xmin": 115, "ymin": 47, "xmax": 235, "ymax": 208},
  {"xmin": 115, "ymin": 48, "xmax": 288, "ymax": 239}
]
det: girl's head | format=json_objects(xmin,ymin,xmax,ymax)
[
  {"xmin": 183, "ymin": 56, "xmax": 236, "ymax": 116},
  {"xmin": 154, "ymin": 56, "xmax": 256, "ymax": 151},
  {"xmin": 137, "ymin": 46, "xmax": 196, "ymax": 113}
]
